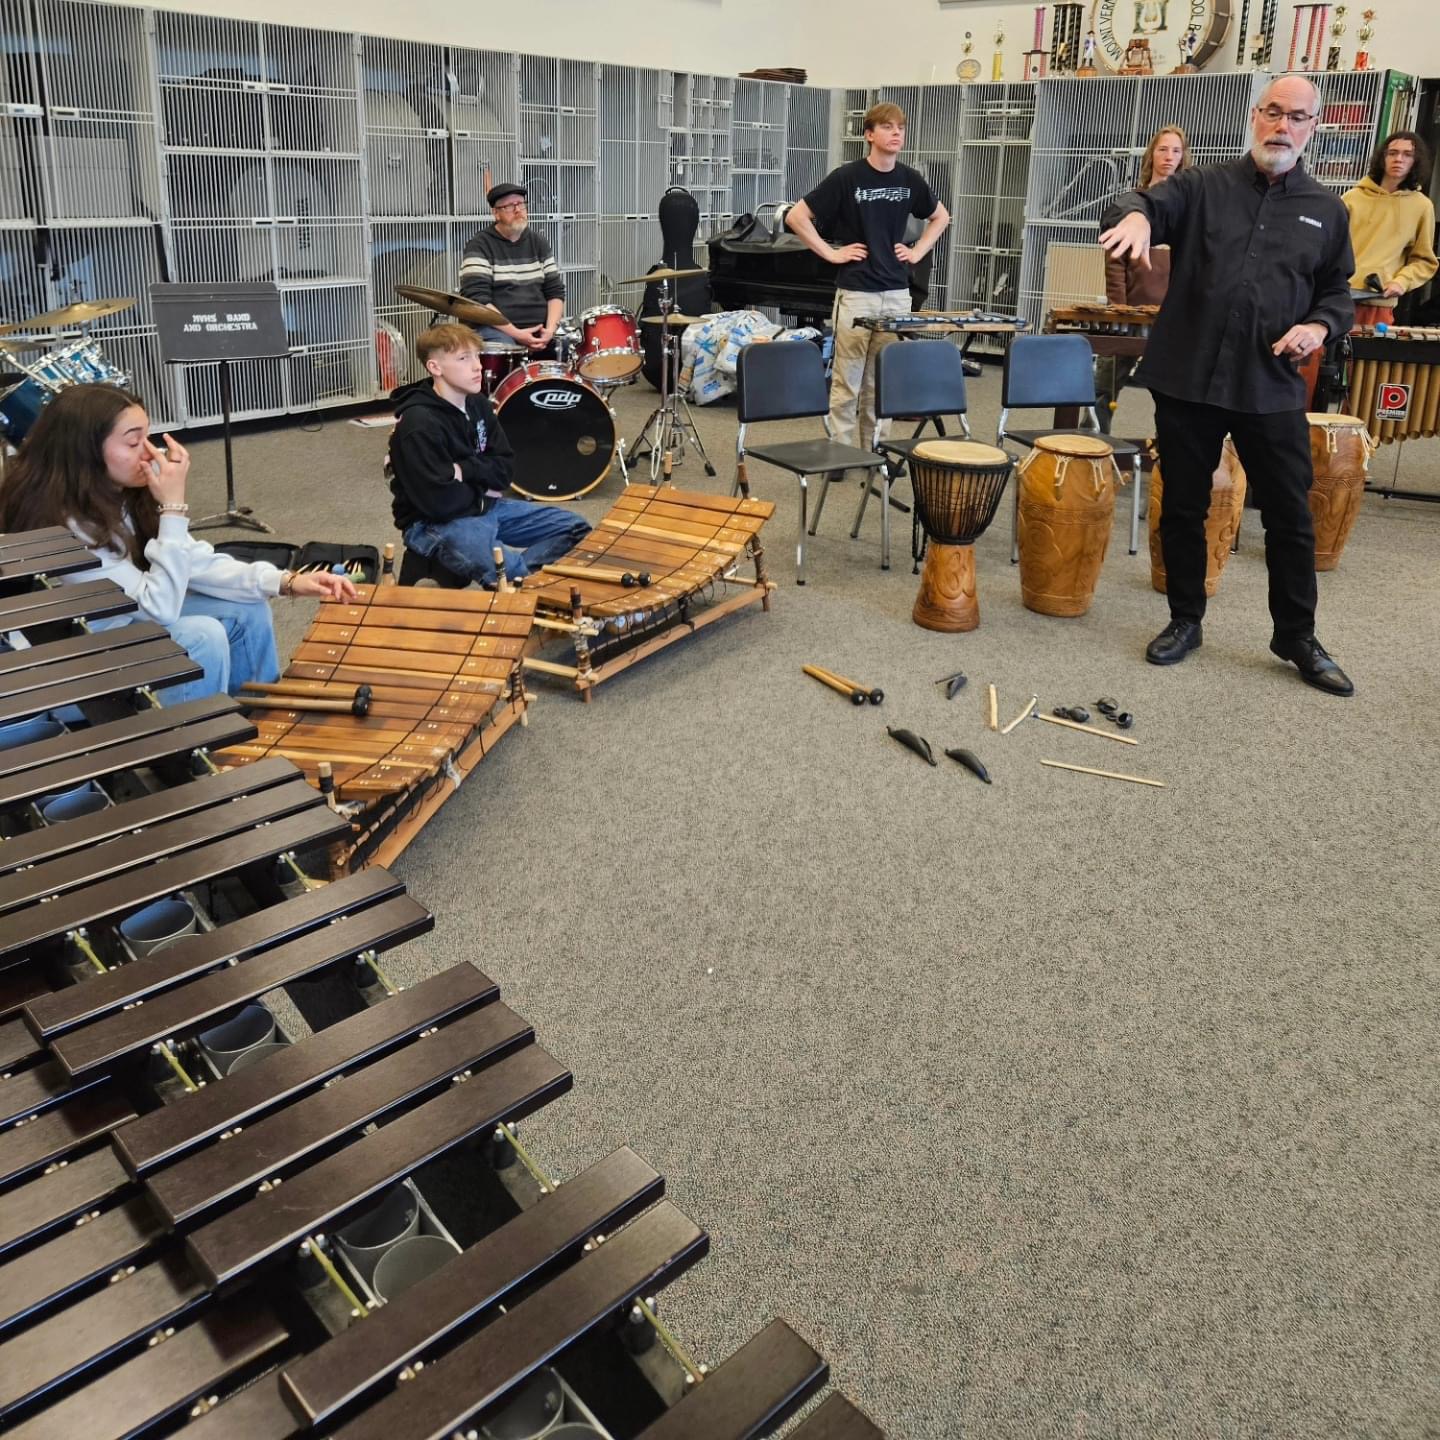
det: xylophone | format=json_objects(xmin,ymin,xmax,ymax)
[
  {"xmin": 215, "ymin": 584, "xmax": 535, "ymax": 872},
  {"xmin": 1044, "ymin": 303, "xmax": 1159, "ymax": 359},
  {"xmin": 1345, "ymin": 325, "xmax": 1440, "ymax": 446},
  {"xmin": 0, "ymin": 528, "xmax": 882, "ymax": 1440},
  {"xmin": 520, "ymin": 483, "xmax": 776, "ymax": 700}
]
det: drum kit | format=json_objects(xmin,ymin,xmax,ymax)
[
  {"xmin": 395, "ymin": 267, "xmax": 712, "ymax": 500},
  {"xmin": 0, "ymin": 297, "xmax": 135, "ymax": 449}
]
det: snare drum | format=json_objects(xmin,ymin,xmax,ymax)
[
  {"xmin": 492, "ymin": 362, "xmax": 617, "ymax": 501},
  {"xmin": 575, "ymin": 305, "xmax": 642, "ymax": 384},
  {"xmin": 478, "ymin": 344, "xmax": 526, "ymax": 395}
]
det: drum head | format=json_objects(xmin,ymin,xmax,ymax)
[
  {"xmin": 497, "ymin": 371, "xmax": 616, "ymax": 501},
  {"xmin": 1034, "ymin": 433, "xmax": 1114, "ymax": 458},
  {"xmin": 911, "ymin": 439, "xmax": 1010, "ymax": 467},
  {"xmin": 1306, "ymin": 412, "xmax": 1365, "ymax": 428}
]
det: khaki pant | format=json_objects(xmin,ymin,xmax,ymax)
[{"xmin": 828, "ymin": 287, "xmax": 911, "ymax": 452}]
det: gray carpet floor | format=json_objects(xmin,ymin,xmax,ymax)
[{"xmin": 185, "ymin": 365, "xmax": 1440, "ymax": 1439}]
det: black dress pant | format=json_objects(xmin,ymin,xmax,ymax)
[{"xmin": 1151, "ymin": 393, "xmax": 1318, "ymax": 640}]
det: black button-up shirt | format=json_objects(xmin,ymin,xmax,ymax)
[{"xmin": 1101, "ymin": 157, "xmax": 1354, "ymax": 413}]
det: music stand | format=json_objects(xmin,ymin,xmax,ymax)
[{"xmin": 152, "ymin": 283, "xmax": 288, "ymax": 533}]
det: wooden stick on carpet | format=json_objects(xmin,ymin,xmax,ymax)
[{"xmin": 1040, "ymin": 759, "xmax": 1166, "ymax": 789}]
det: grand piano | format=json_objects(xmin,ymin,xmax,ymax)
[{"xmin": 707, "ymin": 207, "xmax": 932, "ymax": 324}]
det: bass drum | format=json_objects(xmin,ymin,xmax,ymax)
[{"xmin": 492, "ymin": 362, "xmax": 616, "ymax": 501}]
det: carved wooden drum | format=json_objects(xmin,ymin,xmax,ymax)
[
  {"xmin": 907, "ymin": 440, "xmax": 1014, "ymax": 632},
  {"xmin": 1307, "ymin": 412, "xmax": 1371, "ymax": 571},
  {"xmin": 1149, "ymin": 436, "xmax": 1248, "ymax": 597},
  {"xmin": 1016, "ymin": 432, "xmax": 1120, "ymax": 617}
]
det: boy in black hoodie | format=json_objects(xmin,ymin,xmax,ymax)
[{"xmin": 388, "ymin": 323, "xmax": 590, "ymax": 586}]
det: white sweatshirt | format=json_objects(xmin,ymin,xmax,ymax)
[{"xmin": 64, "ymin": 512, "xmax": 283, "ymax": 625}]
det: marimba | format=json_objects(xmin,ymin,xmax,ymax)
[
  {"xmin": 1346, "ymin": 325, "xmax": 1440, "ymax": 445},
  {"xmin": 216, "ymin": 584, "xmax": 535, "ymax": 871},
  {"xmin": 0, "ymin": 528, "xmax": 882, "ymax": 1440},
  {"xmin": 520, "ymin": 484, "xmax": 776, "ymax": 700}
]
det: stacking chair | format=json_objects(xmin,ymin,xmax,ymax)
[
  {"xmin": 996, "ymin": 333, "xmax": 1143, "ymax": 562},
  {"xmin": 853, "ymin": 339, "xmax": 971, "ymax": 570},
  {"xmin": 732, "ymin": 340, "xmax": 890, "ymax": 585}
]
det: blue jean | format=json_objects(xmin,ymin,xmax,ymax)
[
  {"xmin": 405, "ymin": 501, "xmax": 591, "ymax": 586},
  {"xmin": 159, "ymin": 592, "xmax": 281, "ymax": 705}
]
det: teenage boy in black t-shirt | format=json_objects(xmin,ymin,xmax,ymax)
[{"xmin": 786, "ymin": 103, "xmax": 950, "ymax": 454}]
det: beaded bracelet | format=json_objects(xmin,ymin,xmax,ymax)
[
  {"xmin": 157, "ymin": 501, "xmax": 190, "ymax": 516},
  {"xmin": 279, "ymin": 570, "xmax": 295, "ymax": 597}
]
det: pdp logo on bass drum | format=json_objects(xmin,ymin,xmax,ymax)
[{"xmin": 529, "ymin": 387, "xmax": 583, "ymax": 411}]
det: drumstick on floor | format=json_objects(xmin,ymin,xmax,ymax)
[
  {"xmin": 987, "ymin": 683, "xmax": 999, "ymax": 731},
  {"xmin": 1041, "ymin": 759, "xmax": 1165, "ymax": 788},
  {"xmin": 803, "ymin": 664, "xmax": 866, "ymax": 705},
  {"xmin": 813, "ymin": 665, "xmax": 883, "ymax": 705},
  {"xmin": 1037, "ymin": 712, "xmax": 1138, "ymax": 746},
  {"xmin": 1000, "ymin": 694, "xmax": 1037, "ymax": 736}
]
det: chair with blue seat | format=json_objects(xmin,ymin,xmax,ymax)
[
  {"xmin": 851, "ymin": 339, "xmax": 972, "ymax": 570},
  {"xmin": 996, "ymin": 333, "xmax": 1144, "ymax": 562},
  {"xmin": 732, "ymin": 340, "xmax": 891, "ymax": 585}
]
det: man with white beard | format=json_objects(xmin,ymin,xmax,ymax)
[{"xmin": 1099, "ymin": 75, "xmax": 1355, "ymax": 696}]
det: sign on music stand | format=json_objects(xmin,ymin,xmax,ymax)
[{"xmin": 152, "ymin": 283, "xmax": 288, "ymax": 533}]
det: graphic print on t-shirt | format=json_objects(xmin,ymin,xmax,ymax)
[{"xmin": 803, "ymin": 158, "xmax": 940, "ymax": 294}]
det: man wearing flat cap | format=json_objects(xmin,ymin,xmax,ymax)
[{"xmin": 459, "ymin": 183, "xmax": 566, "ymax": 355}]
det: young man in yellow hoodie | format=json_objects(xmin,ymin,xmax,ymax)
[{"xmin": 1341, "ymin": 131, "xmax": 1437, "ymax": 326}]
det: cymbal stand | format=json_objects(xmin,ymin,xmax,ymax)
[{"xmin": 630, "ymin": 277, "xmax": 716, "ymax": 483}]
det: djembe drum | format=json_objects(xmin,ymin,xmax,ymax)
[
  {"xmin": 1307, "ymin": 412, "xmax": 1371, "ymax": 570},
  {"xmin": 1148, "ymin": 436, "xmax": 1248, "ymax": 597},
  {"xmin": 907, "ymin": 439, "xmax": 1015, "ymax": 632},
  {"xmin": 1016, "ymin": 433, "xmax": 1122, "ymax": 617}
]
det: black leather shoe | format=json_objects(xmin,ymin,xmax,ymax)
[
  {"xmin": 1269, "ymin": 634, "xmax": 1354, "ymax": 696},
  {"xmin": 1145, "ymin": 620, "xmax": 1203, "ymax": 666}
]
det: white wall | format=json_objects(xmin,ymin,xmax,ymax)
[{"xmin": 99, "ymin": 0, "xmax": 1435, "ymax": 88}]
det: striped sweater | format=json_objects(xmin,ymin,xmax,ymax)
[{"xmin": 458, "ymin": 225, "xmax": 565, "ymax": 328}]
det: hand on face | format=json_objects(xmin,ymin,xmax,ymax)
[{"xmin": 142, "ymin": 434, "xmax": 190, "ymax": 506}]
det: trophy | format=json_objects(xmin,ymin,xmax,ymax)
[
  {"xmin": 956, "ymin": 31, "xmax": 982, "ymax": 82},
  {"xmin": 1327, "ymin": 5, "xmax": 1347, "ymax": 69},
  {"xmin": 1050, "ymin": 2, "xmax": 1085, "ymax": 74},
  {"xmin": 1355, "ymin": 7, "xmax": 1374, "ymax": 68},
  {"xmin": 1077, "ymin": 28, "xmax": 1099, "ymax": 76},
  {"xmin": 1022, "ymin": 6, "xmax": 1049, "ymax": 80},
  {"xmin": 992, "ymin": 22, "xmax": 1006, "ymax": 81}
]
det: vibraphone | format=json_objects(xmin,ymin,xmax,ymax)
[
  {"xmin": 215, "ymin": 585, "xmax": 535, "ymax": 871},
  {"xmin": 0, "ymin": 528, "xmax": 882, "ymax": 1440},
  {"xmin": 1346, "ymin": 325, "xmax": 1440, "ymax": 445},
  {"xmin": 852, "ymin": 309, "xmax": 1026, "ymax": 362},
  {"xmin": 520, "ymin": 483, "xmax": 776, "ymax": 700}
]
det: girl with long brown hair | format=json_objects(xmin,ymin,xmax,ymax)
[{"xmin": 0, "ymin": 383, "xmax": 353, "ymax": 703}]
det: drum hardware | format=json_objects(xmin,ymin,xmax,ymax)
[
  {"xmin": 628, "ymin": 276, "xmax": 715, "ymax": 484},
  {"xmin": 1040, "ymin": 758, "xmax": 1166, "ymax": 788},
  {"xmin": 944, "ymin": 748, "xmax": 991, "ymax": 783},
  {"xmin": 393, "ymin": 285, "xmax": 506, "ymax": 330},
  {"xmin": 0, "ymin": 337, "xmax": 132, "ymax": 449},
  {"xmin": 617, "ymin": 267, "xmax": 706, "ymax": 285},
  {"xmin": 885, "ymin": 726, "xmax": 936, "ymax": 765}
]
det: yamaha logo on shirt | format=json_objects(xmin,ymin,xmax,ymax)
[{"xmin": 529, "ymin": 388, "xmax": 583, "ymax": 411}]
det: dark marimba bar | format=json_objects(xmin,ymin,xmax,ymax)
[{"xmin": 0, "ymin": 528, "xmax": 881, "ymax": 1439}]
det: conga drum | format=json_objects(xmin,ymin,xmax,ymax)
[
  {"xmin": 1016, "ymin": 433, "xmax": 1120, "ymax": 617},
  {"xmin": 1148, "ymin": 436, "xmax": 1248, "ymax": 597},
  {"xmin": 907, "ymin": 440, "xmax": 1014, "ymax": 632},
  {"xmin": 1307, "ymin": 413, "xmax": 1371, "ymax": 570}
]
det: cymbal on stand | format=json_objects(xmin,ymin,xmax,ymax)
[
  {"xmin": 640, "ymin": 314, "xmax": 706, "ymax": 327},
  {"xmin": 393, "ymin": 285, "xmax": 508, "ymax": 328},
  {"xmin": 0, "ymin": 297, "xmax": 134, "ymax": 333},
  {"xmin": 617, "ymin": 267, "xmax": 707, "ymax": 285}
]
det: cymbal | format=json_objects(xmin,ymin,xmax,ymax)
[
  {"xmin": 618, "ymin": 267, "xmax": 706, "ymax": 285},
  {"xmin": 0, "ymin": 297, "xmax": 134, "ymax": 332},
  {"xmin": 394, "ymin": 285, "xmax": 507, "ymax": 328},
  {"xmin": 640, "ymin": 314, "xmax": 705, "ymax": 327}
]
